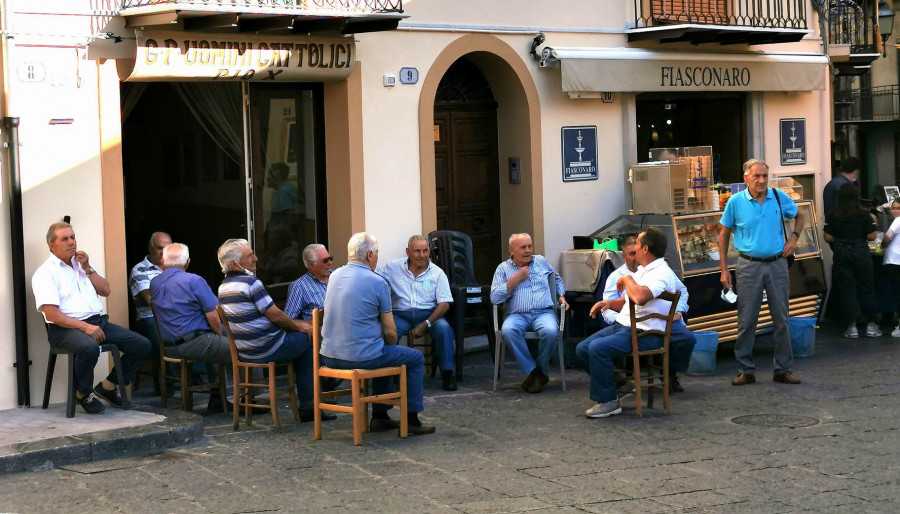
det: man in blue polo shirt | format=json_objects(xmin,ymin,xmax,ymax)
[
  {"xmin": 217, "ymin": 238, "xmax": 334, "ymax": 422},
  {"xmin": 321, "ymin": 232, "xmax": 435, "ymax": 436},
  {"xmin": 719, "ymin": 158, "xmax": 805, "ymax": 386},
  {"xmin": 150, "ymin": 242, "xmax": 231, "ymax": 412},
  {"xmin": 377, "ymin": 235, "xmax": 456, "ymax": 391}
]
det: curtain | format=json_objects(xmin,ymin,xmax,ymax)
[
  {"xmin": 171, "ymin": 82, "xmax": 244, "ymax": 165},
  {"xmin": 120, "ymin": 82, "xmax": 148, "ymax": 122}
]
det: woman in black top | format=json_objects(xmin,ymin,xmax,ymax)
[{"xmin": 823, "ymin": 183, "xmax": 879, "ymax": 338}]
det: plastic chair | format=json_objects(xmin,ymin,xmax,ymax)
[
  {"xmin": 150, "ymin": 302, "xmax": 227, "ymax": 412},
  {"xmin": 216, "ymin": 306, "xmax": 300, "ymax": 432},
  {"xmin": 427, "ymin": 230, "xmax": 497, "ymax": 381},
  {"xmin": 311, "ymin": 309, "xmax": 408, "ymax": 446},
  {"xmin": 41, "ymin": 324, "xmax": 129, "ymax": 418},
  {"xmin": 492, "ymin": 273, "xmax": 567, "ymax": 392},
  {"xmin": 625, "ymin": 290, "xmax": 681, "ymax": 417}
]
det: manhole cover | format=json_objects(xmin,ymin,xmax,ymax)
[{"xmin": 731, "ymin": 414, "xmax": 819, "ymax": 428}]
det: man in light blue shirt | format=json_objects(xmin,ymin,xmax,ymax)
[
  {"xmin": 490, "ymin": 233, "xmax": 567, "ymax": 393},
  {"xmin": 719, "ymin": 158, "xmax": 805, "ymax": 387},
  {"xmin": 377, "ymin": 235, "xmax": 457, "ymax": 391},
  {"xmin": 321, "ymin": 232, "xmax": 435, "ymax": 436}
]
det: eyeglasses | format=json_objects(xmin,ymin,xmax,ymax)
[{"xmin": 313, "ymin": 257, "xmax": 333, "ymax": 264}]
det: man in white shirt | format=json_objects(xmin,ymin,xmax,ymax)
[
  {"xmin": 32, "ymin": 222, "xmax": 151, "ymax": 414},
  {"xmin": 575, "ymin": 227, "xmax": 697, "ymax": 418}
]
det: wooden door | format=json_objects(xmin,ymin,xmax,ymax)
[{"xmin": 434, "ymin": 108, "xmax": 502, "ymax": 284}]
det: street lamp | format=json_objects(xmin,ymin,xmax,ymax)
[{"xmin": 879, "ymin": 1, "xmax": 895, "ymax": 57}]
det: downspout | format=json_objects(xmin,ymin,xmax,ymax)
[{"xmin": 1, "ymin": 0, "xmax": 29, "ymax": 406}]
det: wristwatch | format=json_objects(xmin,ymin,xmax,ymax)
[
  {"xmin": 791, "ymin": 231, "xmax": 800, "ymax": 239},
  {"xmin": 86, "ymin": 268, "xmax": 96, "ymax": 276},
  {"xmin": 424, "ymin": 319, "xmax": 432, "ymax": 328}
]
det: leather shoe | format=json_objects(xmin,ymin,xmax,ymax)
[
  {"xmin": 521, "ymin": 372, "xmax": 536, "ymax": 392},
  {"xmin": 369, "ymin": 417, "xmax": 401, "ymax": 432},
  {"xmin": 408, "ymin": 424, "xmax": 436, "ymax": 436},
  {"xmin": 442, "ymin": 370, "xmax": 458, "ymax": 392},
  {"xmin": 732, "ymin": 373, "xmax": 756, "ymax": 386},
  {"xmin": 773, "ymin": 371, "xmax": 801, "ymax": 384},
  {"xmin": 526, "ymin": 373, "xmax": 549, "ymax": 394},
  {"xmin": 670, "ymin": 375, "xmax": 684, "ymax": 393},
  {"xmin": 300, "ymin": 408, "xmax": 337, "ymax": 423}
]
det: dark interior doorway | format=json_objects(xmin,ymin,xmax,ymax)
[
  {"xmin": 636, "ymin": 93, "xmax": 746, "ymax": 184},
  {"xmin": 434, "ymin": 58, "xmax": 502, "ymax": 283}
]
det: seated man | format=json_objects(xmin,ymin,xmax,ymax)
[
  {"xmin": 321, "ymin": 232, "xmax": 435, "ymax": 435},
  {"xmin": 216, "ymin": 238, "xmax": 333, "ymax": 422},
  {"xmin": 490, "ymin": 233, "xmax": 567, "ymax": 394},
  {"xmin": 377, "ymin": 235, "xmax": 457, "ymax": 391},
  {"xmin": 32, "ymin": 222, "xmax": 151, "ymax": 414},
  {"xmin": 129, "ymin": 231, "xmax": 171, "ymax": 361},
  {"xmin": 149, "ymin": 242, "xmax": 232, "ymax": 412},
  {"xmin": 285, "ymin": 243, "xmax": 333, "ymax": 323},
  {"xmin": 576, "ymin": 227, "xmax": 696, "ymax": 418}
]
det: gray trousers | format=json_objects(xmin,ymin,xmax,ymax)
[
  {"xmin": 169, "ymin": 332, "xmax": 232, "ymax": 365},
  {"xmin": 735, "ymin": 257, "xmax": 793, "ymax": 374}
]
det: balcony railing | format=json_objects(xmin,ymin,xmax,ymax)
[
  {"xmin": 634, "ymin": 0, "xmax": 808, "ymax": 29},
  {"xmin": 828, "ymin": 0, "xmax": 876, "ymax": 54},
  {"xmin": 835, "ymin": 85, "xmax": 900, "ymax": 122},
  {"xmin": 120, "ymin": 0, "xmax": 403, "ymax": 13}
]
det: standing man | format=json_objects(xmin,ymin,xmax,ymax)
[
  {"xmin": 823, "ymin": 157, "xmax": 860, "ymax": 218},
  {"xmin": 490, "ymin": 233, "xmax": 567, "ymax": 394},
  {"xmin": 217, "ymin": 238, "xmax": 333, "ymax": 422},
  {"xmin": 321, "ymin": 232, "xmax": 435, "ymax": 435},
  {"xmin": 32, "ymin": 222, "xmax": 151, "ymax": 414},
  {"xmin": 150, "ymin": 243, "xmax": 231, "ymax": 412},
  {"xmin": 129, "ymin": 231, "xmax": 171, "ymax": 358},
  {"xmin": 285, "ymin": 243, "xmax": 333, "ymax": 323},
  {"xmin": 719, "ymin": 158, "xmax": 805, "ymax": 386},
  {"xmin": 377, "ymin": 235, "xmax": 457, "ymax": 391},
  {"xmin": 576, "ymin": 228, "xmax": 696, "ymax": 418}
]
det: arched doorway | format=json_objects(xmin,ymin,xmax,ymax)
[{"xmin": 433, "ymin": 58, "xmax": 501, "ymax": 283}]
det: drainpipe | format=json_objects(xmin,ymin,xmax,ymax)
[{"xmin": 5, "ymin": 117, "xmax": 29, "ymax": 407}]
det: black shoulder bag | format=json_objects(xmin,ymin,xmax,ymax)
[{"xmin": 772, "ymin": 188, "xmax": 796, "ymax": 268}]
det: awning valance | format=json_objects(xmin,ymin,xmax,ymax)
[{"xmin": 540, "ymin": 47, "xmax": 829, "ymax": 96}]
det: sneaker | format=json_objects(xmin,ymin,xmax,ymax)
[
  {"xmin": 585, "ymin": 400, "xmax": 622, "ymax": 418},
  {"xmin": 617, "ymin": 380, "xmax": 636, "ymax": 400},
  {"xmin": 892, "ymin": 326, "xmax": 900, "ymax": 338},
  {"xmin": 866, "ymin": 325, "xmax": 883, "ymax": 337},
  {"xmin": 844, "ymin": 326, "xmax": 859, "ymax": 339},
  {"xmin": 93, "ymin": 383, "xmax": 124, "ymax": 408},
  {"xmin": 78, "ymin": 392, "xmax": 106, "ymax": 414}
]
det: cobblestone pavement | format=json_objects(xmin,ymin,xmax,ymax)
[{"xmin": 1, "ymin": 324, "xmax": 898, "ymax": 513}]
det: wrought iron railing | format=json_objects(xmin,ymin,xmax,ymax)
[
  {"xmin": 835, "ymin": 85, "xmax": 900, "ymax": 121},
  {"xmin": 828, "ymin": 0, "xmax": 877, "ymax": 54},
  {"xmin": 120, "ymin": 0, "xmax": 403, "ymax": 13},
  {"xmin": 633, "ymin": 0, "xmax": 807, "ymax": 29}
]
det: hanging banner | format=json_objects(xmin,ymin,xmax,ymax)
[{"xmin": 118, "ymin": 31, "xmax": 356, "ymax": 82}]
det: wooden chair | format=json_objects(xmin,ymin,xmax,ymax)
[
  {"xmin": 625, "ymin": 290, "xmax": 681, "ymax": 417},
  {"xmin": 149, "ymin": 302, "xmax": 227, "ymax": 412},
  {"xmin": 311, "ymin": 309, "xmax": 407, "ymax": 446},
  {"xmin": 216, "ymin": 306, "xmax": 300, "ymax": 432},
  {"xmin": 492, "ymin": 273, "xmax": 567, "ymax": 392}
]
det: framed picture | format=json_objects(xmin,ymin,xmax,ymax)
[
  {"xmin": 283, "ymin": 118, "xmax": 297, "ymax": 164},
  {"xmin": 885, "ymin": 186, "xmax": 899, "ymax": 206}
]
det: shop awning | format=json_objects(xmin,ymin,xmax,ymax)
[{"xmin": 540, "ymin": 47, "xmax": 829, "ymax": 96}]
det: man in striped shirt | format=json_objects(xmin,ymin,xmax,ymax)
[
  {"xmin": 284, "ymin": 244, "xmax": 333, "ymax": 322},
  {"xmin": 129, "ymin": 231, "xmax": 171, "ymax": 360},
  {"xmin": 491, "ymin": 233, "xmax": 567, "ymax": 393},
  {"xmin": 216, "ymin": 238, "xmax": 335, "ymax": 422}
]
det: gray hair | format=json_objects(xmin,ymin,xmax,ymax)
[
  {"xmin": 162, "ymin": 243, "xmax": 189, "ymax": 268},
  {"xmin": 302, "ymin": 243, "xmax": 326, "ymax": 269},
  {"xmin": 743, "ymin": 159, "xmax": 769, "ymax": 175},
  {"xmin": 508, "ymin": 233, "xmax": 532, "ymax": 247},
  {"xmin": 217, "ymin": 238, "xmax": 250, "ymax": 273},
  {"xmin": 407, "ymin": 235, "xmax": 427, "ymax": 248},
  {"xmin": 347, "ymin": 232, "xmax": 377, "ymax": 261},
  {"xmin": 148, "ymin": 231, "xmax": 170, "ymax": 250},
  {"xmin": 46, "ymin": 221, "xmax": 72, "ymax": 244}
]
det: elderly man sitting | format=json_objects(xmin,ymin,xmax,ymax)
[
  {"xmin": 490, "ymin": 233, "xmax": 567, "ymax": 394},
  {"xmin": 377, "ymin": 235, "xmax": 456, "ymax": 391},
  {"xmin": 216, "ymin": 238, "xmax": 334, "ymax": 422}
]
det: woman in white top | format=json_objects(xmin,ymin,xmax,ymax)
[{"xmin": 880, "ymin": 199, "xmax": 900, "ymax": 337}]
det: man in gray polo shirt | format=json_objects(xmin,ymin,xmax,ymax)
[{"xmin": 321, "ymin": 232, "xmax": 435, "ymax": 436}]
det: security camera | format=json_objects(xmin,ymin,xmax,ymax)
[{"xmin": 530, "ymin": 32, "xmax": 546, "ymax": 61}]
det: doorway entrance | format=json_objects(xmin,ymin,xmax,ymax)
[{"xmin": 433, "ymin": 58, "xmax": 501, "ymax": 283}]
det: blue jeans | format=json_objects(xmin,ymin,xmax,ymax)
[
  {"xmin": 393, "ymin": 309, "xmax": 454, "ymax": 371},
  {"xmin": 500, "ymin": 309, "xmax": 559, "ymax": 375},
  {"xmin": 321, "ymin": 344, "xmax": 425, "ymax": 413},
  {"xmin": 240, "ymin": 332, "xmax": 313, "ymax": 409},
  {"xmin": 575, "ymin": 322, "xmax": 697, "ymax": 403}
]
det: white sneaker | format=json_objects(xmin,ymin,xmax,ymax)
[
  {"xmin": 866, "ymin": 325, "xmax": 883, "ymax": 337},
  {"xmin": 844, "ymin": 326, "xmax": 859, "ymax": 339},
  {"xmin": 891, "ymin": 326, "xmax": 900, "ymax": 338},
  {"xmin": 585, "ymin": 400, "xmax": 622, "ymax": 418}
]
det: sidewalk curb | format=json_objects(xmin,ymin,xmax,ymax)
[{"xmin": 0, "ymin": 405, "xmax": 203, "ymax": 475}]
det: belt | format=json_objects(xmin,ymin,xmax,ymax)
[
  {"xmin": 739, "ymin": 253, "xmax": 783, "ymax": 263},
  {"xmin": 173, "ymin": 329, "xmax": 211, "ymax": 346}
]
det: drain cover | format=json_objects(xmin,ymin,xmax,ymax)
[{"xmin": 731, "ymin": 414, "xmax": 819, "ymax": 428}]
